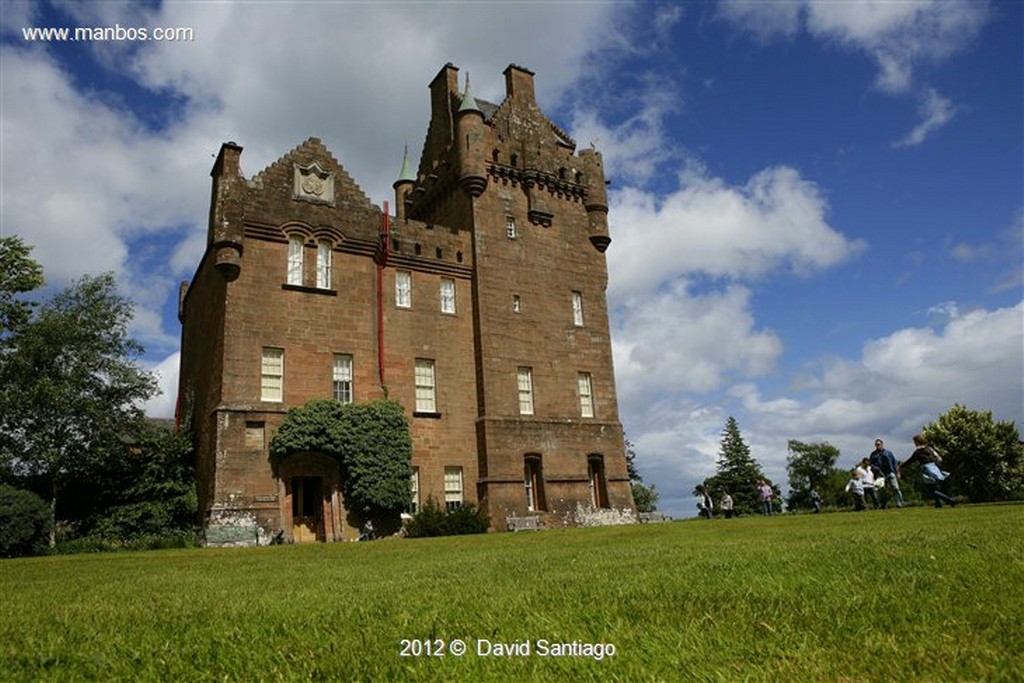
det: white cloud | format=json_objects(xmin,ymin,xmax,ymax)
[
  {"xmin": 607, "ymin": 165, "xmax": 866, "ymax": 299},
  {"xmin": 718, "ymin": 0, "xmax": 991, "ymax": 94},
  {"xmin": 892, "ymin": 88, "xmax": 956, "ymax": 148},
  {"xmin": 142, "ymin": 351, "xmax": 180, "ymax": 419},
  {"xmin": 612, "ymin": 280, "xmax": 783, "ymax": 401}
]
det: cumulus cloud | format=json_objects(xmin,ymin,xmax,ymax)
[
  {"xmin": 612, "ymin": 280, "xmax": 783, "ymax": 402},
  {"xmin": 607, "ymin": 164, "xmax": 867, "ymax": 299}
]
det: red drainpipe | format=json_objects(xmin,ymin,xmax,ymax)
[{"xmin": 377, "ymin": 202, "xmax": 390, "ymax": 393}]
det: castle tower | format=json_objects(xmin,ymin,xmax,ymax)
[{"xmin": 403, "ymin": 63, "xmax": 634, "ymax": 523}]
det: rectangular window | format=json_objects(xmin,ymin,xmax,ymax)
[
  {"xmin": 415, "ymin": 359, "xmax": 436, "ymax": 413},
  {"xmin": 287, "ymin": 236, "xmax": 304, "ymax": 285},
  {"xmin": 578, "ymin": 372, "xmax": 594, "ymax": 418},
  {"xmin": 512, "ymin": 294, "xmax": 521, "ymax": 314},
  {"xmin": 396, "ymin": 270, "xmax": 412, "ymax": 308},
  {"xmin": 506, "ymin": 215, "xmax": 517, "ymax": 239},
  {"xmin": 408, "ymin": 468, "xmax": 420, "ymax": 514},
  {"xmin": 316, "ymin": 240, "xmax": 332, "ymax": 289},
  {"xmin": 261, "ymin": 348, "xmax": 284, "ymax": 402},
  {"xmin": 440, "ymin": 277, "xmax": 456, "ymax": 314},
  {"xmin": 332, "ymin": 354, "xmax": 353, "ymax": 403},
  {"xmin": 572, "ymin": 291, "xmax": 584, "ymax": 326},
  {"xmin": 444, "ymin": 466, "xmax": 463, "ymax": 511},
  {"xmin": 517, "ymin": 367, "xmax": 534, "ymax": 416}
]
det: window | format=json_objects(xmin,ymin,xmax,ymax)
[
  {"xmin": 440, "ymin": 278, "xmax": 456, "ymax": 314},
  {"xmin": 287, "ymin": 235, "xmax": 304, "ymax": 285},
  {"xmin": 524, "ymin": 455, "xmax": 545, "ymax": 512},
  {"xmin": 588, "ymin": 455, "xmax": 608, "ymax": 509},
  {"xmin": 512, "ymin": 294, "xmax": 521, "ymax": 313},
  {"xmin": 444, "ymin": 466, "xmax": 464, "ymax": 511},
  {"xmin": 332, "ymin": 354, "xmax": 353, "ymax": 403},
  {"xmin": 316, "ymin": 240, "xmax": 332, "ymax": 289},
  {"xmin": 517, "ymin": 367, "xmax": 534, "ymax": 415},
  {"xmin": 505, "ymin": 215, "xmax": 517, "ymax": 239},
  {"xmin": 415, "ymin": 359, "xmax": 436, "ymax": 413},
  {"xmin": 261, "ymin": 348, "xmax": 284, "ymax": 402},
  {"xmin": 578, "ymin": 372, "xmax": 594, "ymax": 418},
  {"xmin": 572, "ymin": 291, "xmax": 584, "ymax": 326},
  {"xmin": 408, "ymin": 468, "xmax": 420, "ymax": 514},
  {"xmin": 396, "ymin": 270, "xmax": 412, "ymax": 308}
]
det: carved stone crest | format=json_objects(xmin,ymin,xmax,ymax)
[{"xmin": 293, "ymin": 162, "xmax": 335, "ymax": 204}]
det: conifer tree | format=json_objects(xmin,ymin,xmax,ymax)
[{"xmin": 699, "ymin": 416, "xmax": 776, "ymax": 515}]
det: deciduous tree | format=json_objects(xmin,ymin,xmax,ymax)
[
  {"xmin": 922, "ymin": 404, "xmax": 1024, "ymax": 502},
  {"xmin": 786, "ymin": 440, "xmax": 842, "ymax": 510},
  {"xmin": 0, "ymin": 236, "xmax": 44, "ymax": 337},
  {"xmin": 0, "ymin": 273, "xmax": 158, "ymax": 545}
]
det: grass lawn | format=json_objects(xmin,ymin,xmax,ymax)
[{"xmin": 2, "ymin": 504, "xmax": 1022, "ymax": 682}]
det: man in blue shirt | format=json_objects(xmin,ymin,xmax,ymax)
[{"xmin": 869, "ymin": 439, "xmax": 904, "ymax": 508}]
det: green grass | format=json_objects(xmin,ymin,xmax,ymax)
[{"xmin": 2, "ymin": 505, "xmax": 1022, "ymax": 682}]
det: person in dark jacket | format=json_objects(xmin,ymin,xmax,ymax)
[
  {"xmin": 869, "ymin": 438, "xmax": 904, "ymax": 508},
  {"xmin": 901, "ymin": 434, "xmax": 956, "ymax": 508}
]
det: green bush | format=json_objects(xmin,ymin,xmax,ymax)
[
  {"xmin": 441, "ymin": 502, "xmax": 490, "ymax": 535},
  {"xmin": 0, "ymin": 484, "xmax": 50, "ymax": 557},
  {"xmin": 54, "ymin": 531, "xmax": 199, "ymax": 555},
  {"xmin": 404, "ymin": 496, "xmax": 490, "ymax": 538}
]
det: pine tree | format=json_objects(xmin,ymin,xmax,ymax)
[{"xmin": 700, "ymin": 416, "xmax": 776, "ymax": 515}]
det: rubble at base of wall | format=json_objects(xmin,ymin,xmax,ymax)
[
  {"xmin": 204, "ymin": 508, "xmax": 274, "ymax": 547},
  {"xmin": 566, "ymin": 502, "xmax": 638, "ymax": 528}
]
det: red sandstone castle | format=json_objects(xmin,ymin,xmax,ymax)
[{"xmin": 177, "ymin": 64, "xmax": 634, "ymax": 544}]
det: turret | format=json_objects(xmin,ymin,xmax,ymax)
[
  {"xmin": 579, "ymin": 148, "xmax": 611, "ymax": 253},
  {"xmin": 455, "ymin": 74, "xmax": 487, "ymax": 197},
  {"xmin": 209, "ymin": 141, "xmax": 246, "ymax": 280},
  {"xmin": 393, "ymin": 146, "xmax": 416, "ymax": 219}
]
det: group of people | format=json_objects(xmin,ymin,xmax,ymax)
[
  {"xmin": 696, "ymin": 434, "xmax": 956, "ymax": 518},
  {"xmin": 696, "ymin": 486, "xmax": 735, "ymax": 519},
  {"xmin": 845, "ymin": 435, "xmax": 955, "ymax": 510},
  {"xmin": 696, "ymin": 480, "xmax": 775, "ymax": 519}
]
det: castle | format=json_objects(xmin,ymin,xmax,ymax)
[{"xmin": 176, "ymin": 63, "xmax": 634, "ymax": 544}]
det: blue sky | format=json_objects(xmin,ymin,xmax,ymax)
[{"xmin": 2, "ymin": 1, "xmax": 1021, "ymax": 517}]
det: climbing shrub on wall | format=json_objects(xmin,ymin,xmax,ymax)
[{"xmin": 270, "ymin": 399, "xmax": 413, "ymax": 514}]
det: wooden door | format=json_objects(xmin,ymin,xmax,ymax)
[{"xmin": 291, "ymin": 477, "xmax": 323, "ymax": 543}]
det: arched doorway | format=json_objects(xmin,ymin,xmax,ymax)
[{"xmin": 277, "ymin": 452, "xmax": 344, "ymax": 543}]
